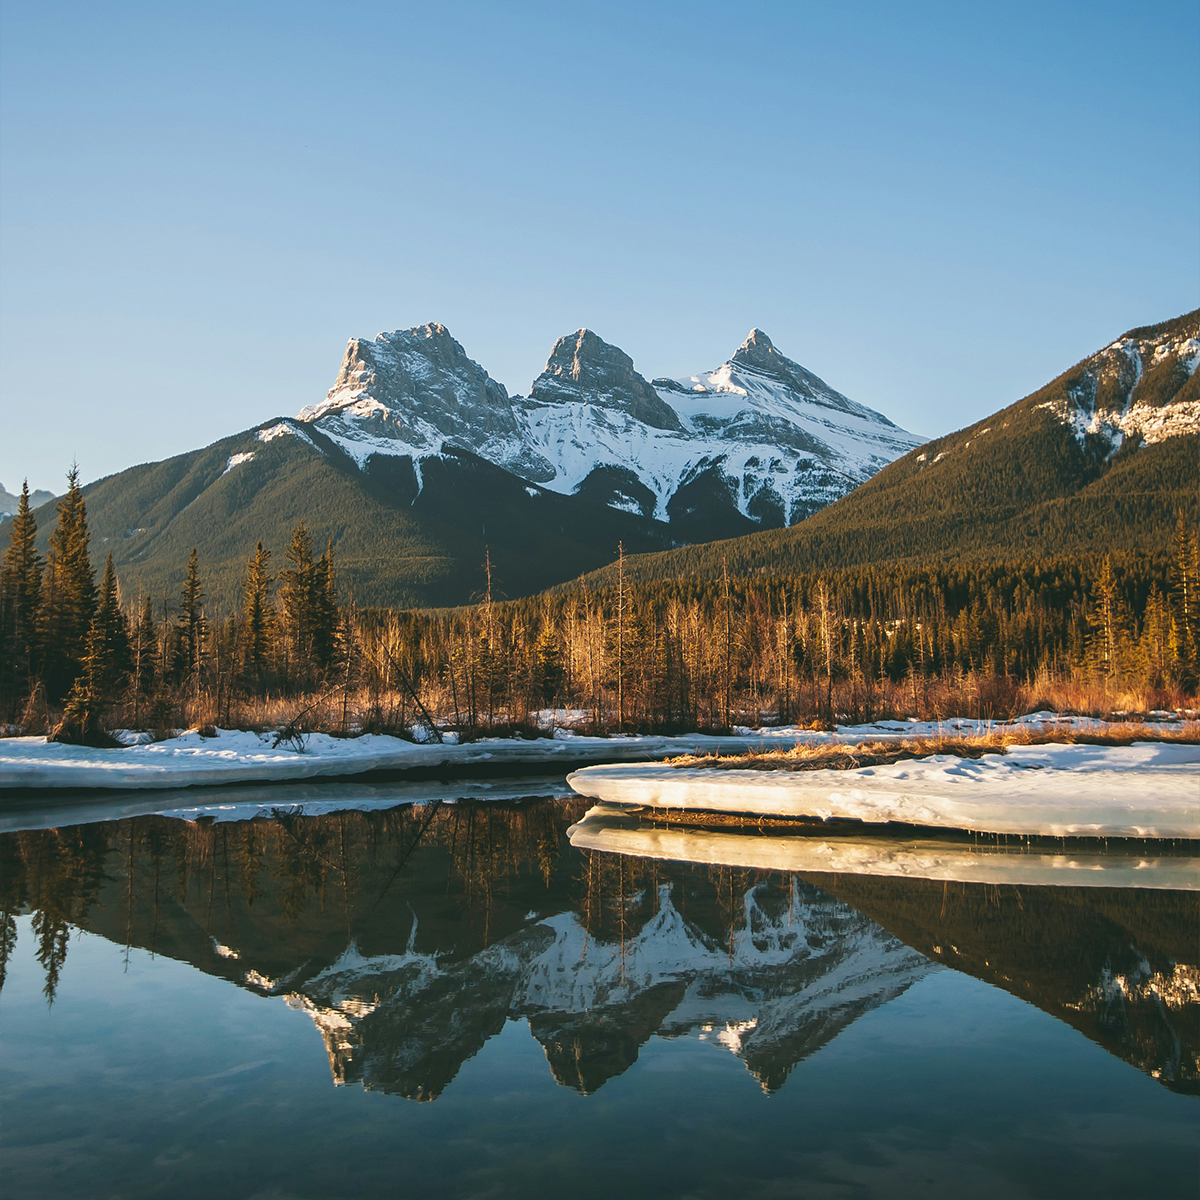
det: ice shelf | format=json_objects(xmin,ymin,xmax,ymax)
[{"xmin": 566, "ymin": 742, "xmax": 1200, "ymax": 839}]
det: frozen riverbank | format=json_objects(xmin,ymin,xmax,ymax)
[
  {"xmin": 1, "ymin": 714, "xmax": 1193, "ymax": 799},
  {"xmin": 566, "ymin": 741, "xmax": 1200, "ymax": 839},
  {"xmin": 567, "ymin": 805, "xmax": 1200, "ymax": 889},
  {"xmin": 0, "ymin": 727, "xmax": 790, "ymax": 793}
]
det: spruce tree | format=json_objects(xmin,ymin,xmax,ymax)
[
  {"xmin": 240, "ymin": 542, "xmax": 274, "ymax": 688},
  {"xmin": 129, "ymin": 593, "xmax": 158, "ymax": 727},
  {"xmin": 175, "ymin": 548, "xmax": 207, "ymax": 692},
  {"xmin": 95, "ymin": 553, "xmax": 130, "ymax": 681},
  {"xmin": 312, "ymin": 540, "xmax": 340, "ymax": 672},
  {"xmin": 1171, "ymin": 512, "xmax": 1199, "ymax": 683},
  {"xmin": 1086, "ymin": 556, "xmax": 1128, "ymax": 682},
  {"xmin": 279, "ymin": 523, "xmax": 316, "ymax": 682},
  {"xmin": 52, "ymin": 615, "xmax": 119, "ymax": 746},
  {"xmin": 0, "ymin": 481, "xmax": 42, "ymax": 700},
  {"xmin": 41, "ymin": 466, "xmax": 96, "ymax": 699}
]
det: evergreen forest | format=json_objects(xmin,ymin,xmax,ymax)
[{"xmin": 2, "ymin": 470, "xmax": 1198, "ymax": 744}]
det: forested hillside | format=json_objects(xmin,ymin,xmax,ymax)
[
  {"xmin": 31, "ymin": 427, "xmax": 674, "ymax": 610},
  {"xmin": 576, "ymin": 310, "xmax": 1199, "ymax": 589}
]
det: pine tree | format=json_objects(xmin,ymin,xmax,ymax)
[
  {"xmin": 129, "ymin": 593, "xmax": 157, "ymax": 727},
  {"xmin": 1086, "ymin": 555, "xmax": 1128, "ymax": 682},
  {"xmin": 175, "ymin": 548, "xmax": 207, "ymax": 693},
  {"xmin": 95, "ymin": 553, "xmax": 130, "ymax": 682},
  {"xmin": 1171, "ymin": 512, "xmax": 1199, "ymax": 683},
  {"xmin": 240, "ymin": 542, "xmax": 274, "ymax": 688},
  {"xmin": 41, "ymin": 466, "xmax": 96, "ymax": 699},
  {"xmin": 52, "ymin": 614, "xmax": 119, "ymax": 746},
  {"xmin": 534, "ymin": 621, "xmax": 564, "ymax": 705},
  {"xmin": 279, "ymin": 523, "xmax": 316, "ymax": 683},
  {"xmin": 311, "ymin": 540, "xmax": 339, "ymax": 671},
  {"xmin": 0, "ymin": 481, "xmax": 42, "ymax": 700},
  {"xmin": 1139, "ymin": 583, "xmax": 1175, "ymax": 687}
]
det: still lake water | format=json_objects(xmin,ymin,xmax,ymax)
[{"xmin": 1, "ymin": 787, "xmax": 1196, "ymax": 1200}]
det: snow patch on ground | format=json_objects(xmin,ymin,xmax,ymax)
[
  {"xmin": 1050, "ymin": 326, "xmax": 1200, "ymax": 455},
  {"xmin": 1, "ymin": 712, "xmax": 1192, "ymax": 805},
  {"xmin": 224, "ymin": 452, "xmax": 255, "ymax": 473}
]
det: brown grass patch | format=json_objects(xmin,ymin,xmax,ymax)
[{"xmin": 667, "ymin": 721, "xmax": 1200, "ymax": 772}]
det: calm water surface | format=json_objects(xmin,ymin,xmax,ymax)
[{"xmin": 1, "ymin": 788, "xmax": 1196, "ymax": 1199}]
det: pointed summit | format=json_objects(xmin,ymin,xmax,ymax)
[
  {"xmin": 530, "ymin": 329, "xmax": 683, "ymax": 431},
  {"xmin": 722, "ymin": 328, "xmax": 875, "ymax": 418},
  {"xmin": 740, "ymin": 328, "xmax": 775, "ymax": 352},
  {"xmin": 731, "ymin": 327, "xmax": 794, "ymax": 376}
]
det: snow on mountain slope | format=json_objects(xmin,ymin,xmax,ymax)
[
  {"xmin": 1036, "ymin": 321, "xmax": 1200, "ymax": 456},
  {"xmin": 295, "ymin": 322, "xmax": 924, "ymax": 528},
  {"xmin": 298, "ymin": 323, "xmax": 554, "ymax": 484},
  {"xmin": 517, "ymin": 327, "xmax": 924, "ymax": 523}
]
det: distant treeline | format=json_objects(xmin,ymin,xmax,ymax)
[{"xmin": 1, "ymin": 471, "xmax": 1198, "ymax": 742}]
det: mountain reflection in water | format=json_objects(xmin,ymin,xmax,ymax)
[{"xmin": 1, "ymin": 797, "xmax": 1196, "ymax": 1099}]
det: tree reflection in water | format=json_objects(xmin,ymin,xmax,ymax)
[{"xmin": 1, "ymin": 798, "xmax": 1196, "ymax": 1096}]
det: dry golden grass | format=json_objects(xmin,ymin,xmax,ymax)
[{"xmin": 667, "ymin": 721, "xmax": 1200, "ymax": 771}]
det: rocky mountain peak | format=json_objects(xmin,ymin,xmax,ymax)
[
  {"xmin": 301, "ymin": 322, "xmax": 520, "ymax": 443},
  {"xmin": 740, "ymin": 327, "xmax": 775, "ymax": 352},
  {"xmin": 530, "ymin": 329, "xmax": 684, "ymax": 432},
  {"xmin": 724, "ymin": 327, "xmax": 868, "ymax": 418},
  {"xmin": 731, "ymin": 326, "xmax": 806, "ymax": 380}
]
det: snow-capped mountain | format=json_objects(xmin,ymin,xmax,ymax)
[{"xmin": 294, "ymin": 322, "xmax": 923, "ymax": 529}]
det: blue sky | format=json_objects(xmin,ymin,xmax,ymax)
[{"xmin": 2, "ymin": 0, "xmax": 1197, "ymax": 491}]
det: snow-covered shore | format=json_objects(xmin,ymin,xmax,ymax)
[
  {"xmin": 0, "ymin": 727, "xmax": 785, "ymax": 792},
  {"xmin": 566, "ymin": 741, "xmax": 1200, "ymax": 840},
  {"xmin": 0, "ymin": 714, "xmax": 1193, "ymax": 808},
  {"xmin": 567, "ymin": 805, "xmax": 1200, "ymax": 889}
]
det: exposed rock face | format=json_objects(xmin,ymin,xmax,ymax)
[
  {"xmin": 1045, "ymin": 319, "xmax": 1200, "ymax": 457},
  {"xmin": 530, "ymin": 329, "xmax": 684, "ymax": 431},
  {"xmin": 294, "ymin": 320, "xmax": 924, "ymax": 530},
  {"xmin": 299, "ymin": 323, "xmax": 555, "ymax": 482},
  {"xmin": 727, "ymin": 327, "xmax": 885, "ymax": 419}
]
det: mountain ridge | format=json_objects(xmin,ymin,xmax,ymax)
[
  {"xmin": 31, "ymin": 321, "xmax": 920, "ymax": 607},
  {"xmin": 569, "ymin": 308, "xmax": 1200, "ymax": 588}
]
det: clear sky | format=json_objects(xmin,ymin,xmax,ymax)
[{"xmin": 2, "ymin": 0, "xmax": 1197, "ymax": 492}]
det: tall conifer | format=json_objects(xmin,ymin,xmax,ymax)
[
  {"xmin": 240, "ymin": 542, "xmax": 274, "ymax": 687},
  {"xmin": 0, "ymin": 481, "xmax": 43, "ymax": 696},
  {"xmin": 41, "ymin": 466, "xmax": 96, "ymax": 699},
  {"xmin": 279, "ymin": 523, "xmax": 316, "ymax": 681},
  {"xmin": 175, "ymin": 549, "xmax": 207, "ymax": 690},
  {"xmin": 95, "ymin": 553, "xmax": 130, "ymax": 681}
]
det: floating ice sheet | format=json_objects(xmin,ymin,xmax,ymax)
[{"xmin": 566, "ymin": 742, "xmax": 1200, "ymax": 839}]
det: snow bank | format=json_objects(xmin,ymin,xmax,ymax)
[
  {"xmin": 566, "ymin": 742, "xmax": 1200, "ymax": 839},
  {"xmin": 0, "ymin": 726, "xmax": 827, "ymax": 793},
  {"xmin": 567, "ymin": 805, "xmax": 1199, "ymax": 890},
  {"xmin": 1, "ymin": 715, "xmax": 1192, "ymax": 800}
]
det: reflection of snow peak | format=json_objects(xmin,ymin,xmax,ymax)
[{"xmin": 282, "ymin": 881, "xmax": 931, "ymax": 1098}]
